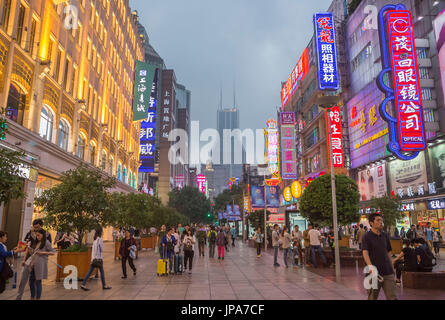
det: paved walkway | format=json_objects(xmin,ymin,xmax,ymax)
[{"xmin": 1, "ymin": 241, "xmax": 367, "ymax": 300}]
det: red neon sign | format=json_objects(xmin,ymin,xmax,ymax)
[
  {"xmin": 326, "ymin": 106, "xmax": 344, "ymax": 168},
  {"xmin": 281, "ymin": 48, "xmax": 309, "ymax": 106},
  {"xmin": 386, "ymin": 10, "xmax": 426, "ymax": 151}
]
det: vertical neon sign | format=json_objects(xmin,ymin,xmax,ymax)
[
  {"xmin": 314, "ymin": 12, "xmax": 340, "ymax": 91},
  {"xmin": 326, "ymin": 106, "xmax": 344, "ymax": 167},
  {"xmin": 377, "ymin": 4, "xmax": 426, "ymax": 160}
]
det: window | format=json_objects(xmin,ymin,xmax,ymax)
[
  {"xmin": 70, "ymin": 66, "xmax": 77, "ymax": 94},
  {"xmin": 39, "ymin": 106, "xmax": 54, "ymax": 142},
  {"xmin": 88, "ymin": 142, "xmax": 96, "ymax": 165},
  {"xmin": 419, "ymin": 68, "xmax": 429, "ymax": 79},
  {"xmin": 16, "ymin": 5, "xmax": 26, "ymax": 46},
  {"xmin": 123, "ymin": 166, "xmax": 127, "ymax": 184},
  {"xmin": 29, "ymin": 19, "xmax": 37, "ymax": 57},
  {"xmin": 421, "ymin": 88, "xmax": 432, "ymax": 100},
  {"xmin": 57, "ymin": 119, "xmax": 69, "ymax": 151},
  {"xmin": 101, "ymin": 151, "xmax": 107, "ymax": 171},
  {"xmin": 109, "ymin": 156, "xmax": 114, "ymax": 176},
  {"xmin": 417, "ymin": 48, "xmax": 428, "ymax": 59},
  {"xmin": 352, "ymin": 43, "xmax": 372, "ymax": 72},
  {"xmin": 77, "ymin": 135, "xmax": 86, "ymax": 159},
  {"xmin": 63, "ymin": 58, "xmax": 70, "ymax": 91},
  {"xmin": 1, "ymin": 0, "xmax": 12, "ymax": 31},
  {"xmin": 55, "ymin": 49, "xmax": 62, "ymax": 82},
  {"xmin": 117, "ymin": 163, "xmax": 122, "ymax": 180},
  {"xmin": 304, "ymin": 128, "xmax": 320, "ymax": 150}
]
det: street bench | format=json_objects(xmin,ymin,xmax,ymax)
[{"xmin": 402, "ymin": 271, "xmax": 445, "ymax": 289}]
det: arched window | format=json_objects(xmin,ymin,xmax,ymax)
[
  {"xmin": 6, "ymin": 84, "xmax": 26, "ymax": 125},
  {"xmin": 89, "ymin": 142, "xmax": 96, "ymax": 165},
  {"xmin": 57, "ymin": 119, "xmax": 70, "ymax": 151},
  {"xmin": 77, "ymin": 134, "xmax": 86, "ymax": 159},
  {"xmin": 101, "ymin": 151, "xmax": 107, "ymax": 171},
  {"xmin": 39, "ymin": 106, "xmax": 54, "ymax": 142},
  {"xmin": 109, "ymin": 156, "xmax": 114, "ymax": 176},
  {"xmin": 117, "ymin": 163, "xmax": 122, "ymax": 181},
  {"xmin": 123, "ymin": 166, "xmax": 127, "ymax": 184}
]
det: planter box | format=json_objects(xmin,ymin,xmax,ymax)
[
  {"xmin": 56, "ymin": 248, "xmax": 91, "ymax": 282},
  {"xmin": 141, "ymin": 237, "xmax": 155, "ymax": 249},
  {"xmin": 402, "ymin": 271, "xmax": 445, "ymax": 289},
  {"xmin": 114, "ymin": 241, "xmax": 120, "ymax": 260},
  {"xmin": 390, "ymin": 239, "xmax": 403, "ymax": 255},
  {"xmin": 338, "ymin": 236, "xmax": 350, "ymax": 248}
]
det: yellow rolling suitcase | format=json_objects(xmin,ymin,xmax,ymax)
[{"xmin": 157, "ymin": 248, "xmax": 168, "ymax": 276}]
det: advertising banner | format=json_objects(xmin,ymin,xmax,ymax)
[
  {"xmin": 357, "ymin": 163, "xmax": 388, "ymax": 201},
  {"xmin": 281, "ymin": 48, "xmax": 309, "ymax": 106},
  {"xmin": 314, "ymin": 12, "xmax": 339, "ymax": 91},
  {"xmin": 139, "ymin": 68, "xmax": 158, "ymax": 173},
  {"xmin": 251, "ymin": 186, "xmax": 265, "ymax": 208},
  {"xmin": 429, "ymin": 142, "xmax": 445, "ymax": 193},
  {"xmin": 347, "ymin": 82, "xmax": 390, "ymax": 169},
  {"xmin": 326, "ymin": 106, "xmax": 344, "ymax": 167},
  {"xmin": 280, "ymin": 112, "xmax": 297, "ymax": 180},
  {"xmin": 250, "ymin": 186, "xmax": 280, "ymax": 208},
  {"xmin": 266, "ymin": 185, "xmax": 280, "ymax": 208},
  {"xmin": 133, "ymin": 61, "xmax": 157, "ymax": 122},
  {"xmin": 433, "ymin": 10, "xmax": 445, "ymax": 107},
  {"xmin": 389, "ymin": 151, "xmax": 428, "ymax": 198}
]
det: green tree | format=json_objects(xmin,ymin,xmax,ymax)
[
  {"xmin": 369, "ymin": 195, "xmax": 402, "ymax": 232},
  {"xmin": 147, "ymin": 205, "xmax": 189, "ymax": 229},
  {"xmin": 35, "ymin": 165, "xmax": 116, "ymax": 247},
  {"xmin": 214, "ymin": 185, "xmax": 244, "ymax": 212},
  {"xmin": 168, "ymin": 186, "xmax": 211, "ymax": 223},
  {"xmin": 109, "ymin": 192, "xmax": 156, "ymax": 230},
  {"xmin": 299, "ymin": 174, "xmax": 360, "ymax": 226},
  {"xmin": 0, "ymin": 110, "xmax": 26, "ymax": 205},
  {"xmin": 247, "ymin": 210, "xmax": 272, "ymax": 231}
]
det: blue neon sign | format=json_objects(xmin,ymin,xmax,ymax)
[{"xmin": 314, "ymin": 12, "xmax": 340, "ymax": 91}]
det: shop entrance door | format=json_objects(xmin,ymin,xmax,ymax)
[{"xmin": 2, "ymin": 197, "xmax": 23, "ymax": 250}]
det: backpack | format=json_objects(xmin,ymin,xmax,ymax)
[
  {"xmin": 420, "ymin": 246, "xmax": 436, "ymax": 269},
  {"xmin": 209, "ymin": 231, "xmax": 216, "ymax": 243}
]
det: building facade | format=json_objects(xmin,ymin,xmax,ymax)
[{"xmin": 0, "ymin": 0, "xmax": 144, "ymax": 246}]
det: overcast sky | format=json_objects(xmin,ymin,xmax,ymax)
[{"xmin": 130, "ymin": 0, "xmax": 332, "ymax": 131}]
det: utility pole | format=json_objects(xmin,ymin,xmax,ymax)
[{"xmin": 326, "ymin": 107, "xmax": 341, "ymax": 281}]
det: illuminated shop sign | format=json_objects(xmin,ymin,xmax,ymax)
[
  {"xmin": 265, "ymin": 119, "xmax": 280, "ymax": 176},
  {"xmin": 428, "ymin": 198, "xmax": 445, "ymax": 210},
  {"xmin": 197, "ymin": 174, "xmax": 207, "ymax": 194},
  {"xmin": 281, "ymin": 48, "xmax": 309, "ymax": 106},
  {"xmin": 326, "ymin": 106, "xmax": 343, "ymax": 167},
  {"xmin": 314, "ymin": 12, "xmax": 339, "ymax": 91},
  {"xmin": 377, "ymin": 5, "xmax": 426, "ymax": 160},
  {"xmin": 139, "ymin": 68, "xmax": 158, "ymax": 173},
  {"xmin": 280, "ymin": 112, "xmax": 297, "ymax": 180},
  {"xmin": 133, "ymin": 61, "xmax": 156, "ymax": 122}
]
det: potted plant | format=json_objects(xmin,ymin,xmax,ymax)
[{"xmin": 35, "ymin": 165, "xmax": 115, "ymax": 281}]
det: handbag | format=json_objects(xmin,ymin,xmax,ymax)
[
  {"xmin": 1, "ymin": 260, "xmax": 13, "ymax": 279},
  {"xmin": 91, "ymin": 239, "xmax": 103, "ymax": 268}
]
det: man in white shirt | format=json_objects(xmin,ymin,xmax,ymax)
[
  {"xmin": 308, "ymin": 224, "xmax": 327, "ymax": 268},
  {"xmin": 272, "ymin": 224, "xmax": 281, "ymax": 267}
]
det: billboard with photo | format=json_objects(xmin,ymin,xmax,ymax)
[
  {"xmin": 429, "ymin": 142, "xmax": 445, "ymax": 193},
  {"xmin": 388, "ymin": 151, "xmax": 428, "ymax": 197},
  {"xmin": 357, "ymin": 163, "xmax": 388, "ymax": 201},
  {"xmin": 433, "ymin": 9, "xmax": 445, "ymax": 107}
]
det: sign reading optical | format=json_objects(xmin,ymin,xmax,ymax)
[{"xmin": 314, "ymin": 12, "xmax": 340, "ymax": 91}]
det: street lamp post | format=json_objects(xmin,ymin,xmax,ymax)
[
  {"xmin": 258, "ymin": 164, "xmax": 268, "ymax": 252},
  {"xmin": 325, "ymin": 107, "xmax": 341, "ymax": 281}
]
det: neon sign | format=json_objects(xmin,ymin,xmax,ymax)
[
  {"xmin": 377, "ymin": 4, "xmax": 426, "ymax": 160},
  {"xmin": 197, "ymin": 174, "xmax": 207, "ymax": 194},
  {"xmin": 280, "ymin": 112, "xmax": 297, "ymax": 180},
  {"xmin": 265, "ymin": 119, "xmax": 280, "ymax": 176},
  {"xmin": 281, "ymin": 48, "xmax": 309, "ymax": 106},
  {"xmin": 314, "ymin": 12, "xmax": 340, "ymax": 91},
  {"xmin": 326, "ymin": 106, "xmax": 344, "ymax": 167}
]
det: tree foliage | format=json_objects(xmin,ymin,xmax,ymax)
[
  {"xmin": 0, "ymin": 110, "xmax": 26, "ymax": 205},
  {"xmin": 214, "ymin": 185, "xmax": 244, "ymax": 213},
  {"xmin": 369, "ymin": 195, "xmax": 402, "ymax": 232},
  {"xmin": 35, "ymin": 165, "xmax": 116, "ymax": 246},
  {"xmin": 299, "ymin": 174, "xmax": 360, "ymax": 226},
  {"xmin": 108, "ymin": 192, "xmax": 158, "ymax": 230},
  {"xmin": 148, "ymin": 205, "xmax": 189, "ymax": 229},
  {"xmin": 168, "ymin": 186, "xmax": 211, "ymax": 223},
  {"xmin": 247, "ymin": 210, "xmax": 272, "ymax": 231}
]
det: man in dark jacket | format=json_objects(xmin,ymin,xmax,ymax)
[{"xmin": 119, "ymin": 230, "xmax": 137, "ymax": 279}]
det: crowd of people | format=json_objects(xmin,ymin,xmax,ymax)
[{"xmin": 0, "ymin": 216, "xmax": 443, "ymax": 300}]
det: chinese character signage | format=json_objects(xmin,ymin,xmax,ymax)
[
  {"xmin": 326, "ymin": 106, "xmax": 343, "ymax": 167},
  {"xmin": 244, "ymin": 195, "xmax": 250, "ymax": 213},
  {"xmin": 265, "ymin": 119, "xmax": 280, "ymax": 176},
  {"xmin": 280, "ymin": 112, "xmax": 297, "ymax": 180},
  {"xmin": 281, "ymin": 48, "xmax": 309, "ymax": 106},
  {"xmin": 133, "ymin": 61, "xmax": 156, "ymax": 122},
  {"xmin": 139, "ymin": 68, "xmax": 158, "ymax": 173},
  {"xmin": 389, "ymin": 151, "xmax": 429, "ymax": 198},
  {"xmin": 377, "ymin": 5, "xmax": 426, "ymax": 160},
  {"xmin": 197, "ymin": 174, "xmax": 207, "ymax": 194},
  {"xmin": 314, "ymin": 12, "xmax": 339, "ymax": 91},
  {"xmin": 428, "ymin": 198, "xmax": 445, "ymax": 210},
  {"xmin": 347, "ymin": 82, "xmax": 391, "ymax": 169}
]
